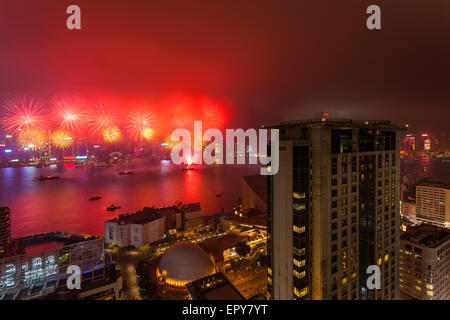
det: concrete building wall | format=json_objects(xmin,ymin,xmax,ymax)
[
  {"xmin": 271, "ymin": 140, "xmax": 294, "ymax": 300},
  {"xmin": 130, "ymin": 224, "xmax": 143, "ymax": 247},
  {"xmin": 116, "ymin": 224, "xmax": 130, "ymax": 247},
  {"xmin": 241, "ymin": 177, "xmax": 267, "ymax": 213},
  {"xmin": 184, "ymin": 210, "xmax": 202, "ymax": 229},
  {"xmin": 401, "ymin": 202, "xmax": 417, "ymax": 220},
  {"xmin": 399, "ymin": 236, "xmax": 450, "ymax": 300},
  {"xmin": 416, "ymin": 185, "xmax": 450, "ymax": 228},
  {"xmin": 104, "ymin": 222, "xmax": 117, "ymax": 245},
  {"xmin": 145, "ymin": 218, "xmax": 165, "ymax": 244},
  {"xmin": 310, "ymin": 127, "xmax": 330, "ymax": 300}
]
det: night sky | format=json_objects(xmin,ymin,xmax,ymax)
[{"xmin": 0, "ymin": 0, "xmax": 449, "ymax": 133}]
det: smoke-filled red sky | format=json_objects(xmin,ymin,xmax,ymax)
[{"xmin": 0, "ymin": 0, "xmax": 449, "ymax": 134}]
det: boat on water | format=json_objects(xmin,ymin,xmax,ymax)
[
  {"xmin": 89, "ymin": 196, "xmax": 102, "ymax": 201},
  {"xmin": 106, "ymin": 204, "xmax": 121, "ymax": 211},
  {"xmin": 35, "ymin": 175, "xmax": 60, "ymax": 181},
  {"xmin": 118, "ymin": 170, "xmax": 134, "ymax": 175},
  {"xmin": 182, "ymin": 164, "xmax": 197, "ymax": 170}
]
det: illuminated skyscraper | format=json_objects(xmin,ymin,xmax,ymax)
[{"xmin": 267, "ymin": 119, "xmax": 404, "ymax": 300}]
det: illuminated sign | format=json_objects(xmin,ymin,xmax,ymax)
[
  {"xmin": 4, "ymin": 149, "xmax": 12, "ymax": 153},
  {"xmin": 75, "ymin": 155, "xmax": 88, "ymax": 160},
  {"xmin": 424, "ymin": 139, "xmax": 431, "ymax": 151}
]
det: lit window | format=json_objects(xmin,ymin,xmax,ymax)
[
  {"xmin": 293, "ymin": 258, "xmax": 306, "ymax": 268},
  {"xmin": 293, "ymin": 192, "xmax": 306, "ymax": 200},
  {"xmin": 294, "ymin": 286, "xmax": 309, "ymax": 298},
  {"xmin": 294, "ymin": 270, "xmax": 306, "ymax": 279},
  {"xmin": 293, "ymin": 225, "xmax": 306, "ymax": 234},
  {"xmin": 293, "ymin": 203, "xmax": 306, "ymax": 211}
]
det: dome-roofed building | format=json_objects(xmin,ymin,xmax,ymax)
[{"xmin": 157, "ymin": 241, "xmax": 216, "ymax": 288}]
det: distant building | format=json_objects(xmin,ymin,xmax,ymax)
[
  {"xmin": 416, "ymin": 182, "xmax": 450, "ymax": 229},
  {"xmin": 186, "ymin": 272, "xmax": 244, "ymax": 300},
  {"xmin": 104, "ymin": 203, "xmax": 201, "ymax": 248},
  {"xmin": 401, "ymin": 201, "xmax": 417, "ymax": 221},
  {"xmin": 399, "ymin": 224, "xmax": 450, "ymax": 300},
  {"xmin": 0, "ymin": 207, "xmax": 11, "ymax": 257},
  {"xmin": 181, "ymin": 203, "xmax": 202, "ymax": 229},
  {"xmin": 241, "ymin": 175, "xmax": 267, "ymax": 213}
]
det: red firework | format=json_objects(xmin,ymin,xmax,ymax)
[
  {"xmin": 126, "ymin": 108, "xmax": 155, "ymax": 141},
  {"xmin": 52, "ymin": 96, "xmax": 87, "ymax": 131},
  {"xmin": 0, "ymin": 95, "xmax": 49, "ymax": 134},
  {"xmin": 86, "ymin": 105, "xmax": 117, "ymax": 135}
]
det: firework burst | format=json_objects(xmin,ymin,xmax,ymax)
[
  {"xmin": 102, "ymin": 126, "xmax": 121, "ymax": 143},
  {"xmin": 50, "ymin": 129, "xmax": 73, "ymax": 149},
  {"xmin": 17, "ymin": 128, "xmax": 47, "ymax": 150},
  {"xmin": 87, "ymin": 105, "xmax": 116, "ymax": 135},
  {"xmin": 53, "ymin": 96, "xmax": 86, "ymax": 131},
  {"xmin": 126, "ymin": 108, "xmax": 155, "ymax": 141},
  {"xmin": 1, "ymin": 96, "xmax": 49, "ymax": 134}
]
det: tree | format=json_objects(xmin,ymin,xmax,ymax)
[{"xmin": 234, "ymin": 241, "xmax": 251, "ymax": 257}]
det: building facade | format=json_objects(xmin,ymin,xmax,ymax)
[
  {"xmin": 401, "ymin": 201, "xmax": 417, "ymax": 221},
  {"xmin": 267, "ymin": 118, "xmax": 404, "ymax": 300},
  {"xmin": 181, "ymin": 203, "xmax": 202, "ymax": 229},
  {"xmin": 104, "ymin": 203, "xmax": 201, "ymax": 248},
  {"xmin": 416, "ymin": 182, "xmax": 450, "ymax": 229},
  {"xmin": 399, "ymin": 225, "xmax": 450, "ymax": 300},
  {"xmin": 0, "ymin": 233, "xmax": 121, "ymax": 300},
  {"xmin": 0, "ymin": 207, "xmax": 11, "ymax": 257}
]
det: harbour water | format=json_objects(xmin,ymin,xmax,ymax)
[{"xmin": 0, "ymin": 161, "xmax": 259, "ymax": 238}]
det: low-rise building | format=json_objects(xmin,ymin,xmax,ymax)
[
  {"xmin": 186, "ymin": 272, "xmax": 244, "ymax": 300},
  {"xmin": 105, "ymin": 211, "xmax": 165, "ymax": 248},
  {"xmin": 401, "ymin": 201, "xmax": 417, "ymax": 221},
  {"xmin": 0, "ymin": 232, "xmax": 122, "ymax": 300},
  {"xmin": 399, "ymin": 224, "xmax": 450, "ymax": 300},
  {"xmin": 104, "ymin": 203, "xmax": 201, "ymax": 248},
  {"xmin": 181, "ymin": 203, "xmax": 202, "ymax": 229},
  {"xmin": 416, "ymin": 181, "xmax": 450, "ymax": 229}
]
